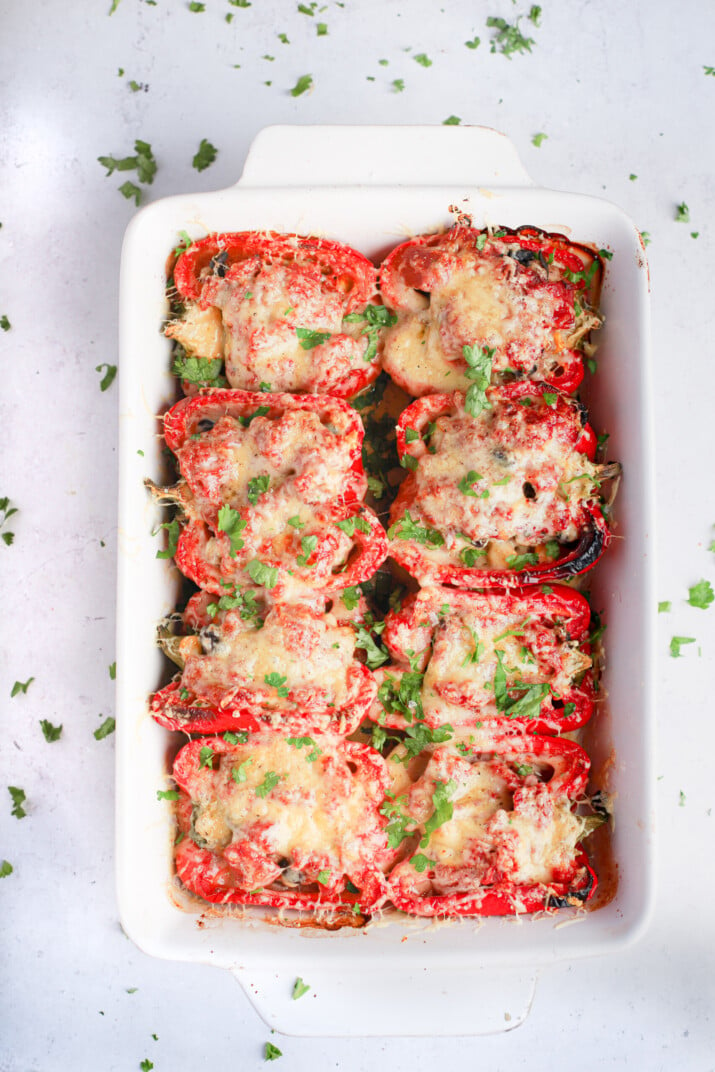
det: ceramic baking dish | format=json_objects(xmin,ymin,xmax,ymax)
[{"xmin": 115, "ymin": 125, "xmax": 655, "ymax": 1036}]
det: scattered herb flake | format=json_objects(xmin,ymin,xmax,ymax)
[
  {"xmin": 0, "ymin": 860, "xmax": 12, "ymax": 878},
  {"xmin": 255, "ymin": 771, "xmax": 282, "ymax": 798},
  {"xmin": 264, "ymin": 1042, "xmax": 282, "ymax": 1061},
  {"xmin": 94, "ymin": 717, "xmax": 116, "ymax": 740},
  {"xmin": 96, "ymin": 363, "xmax": 117, "ymax": 391},
  {"xmin": 40, "ymin": 720, "xmax": 63, "ymax": 742},
  {"xmin": 687, "ymin": 579, "xmax": 714, "ymax": 609},
  {"xmin": 296, "ymin": 327, "xmax": 331, "ymax": 349},
  {"xmin": 316, "ymin": 21, "xmax": 328, "ymax": 35},
  {"xmin": 8, "ymin": 786, "xmax": 27, "ymax": 819},
  {"xmin": 414, "ymin": 53, "xmax": 432, "ymax": 67},
  {"xmin": 290, "ymin": 74, "xmax": 313, "ymax": 97},
  {"xmin": 119, "ymin": 181, "xmax": 142, "ymax": 205},
  {"xmin": 0, "ymin": 315, "xmax": 11, "ymax": 331},
  {"xmin": 193, "ymin": 138, "xmax": 218, "ymax": 172},
  {"xmin": 465, "ymin": 36, "xmax": 480, "ymax": 48},
  {"xmin": 658, "ymin": 601, "xmax": 671, "ymax": 613},
  {"xmin": 246, "ymin": 559, "xmax": 279, "ymax": 588},
  {"xmin": 670, "ymin": 636, "xmax": 696, "ymax": 658},
  {"xmin": 155, "ymin": 519, "xmax": 180, "ymax": 560},
  {"xmin": 462, "ymin": 343, "xmax": 494, "ymax": 417},
  {"xmin": 140, "ymin": 1061, "xmax": 154, "ymax": 1072},
  {"xmin": 278, "ymin": 32, "xmax": 289, "ymax": 43},
  {"xmin": 486, "ymin": 15, "xmax": 535, "ymax": 57},
  {"xmin": 392, "ymin": 78, "xmax": 405, "ymax": 92},
  {"xmin": 678, "ymin": 790, "xmax": 686, "ymax": 807},
  {"xmin": 188, "ymin": 1, "xmax": 205, "ymax": 10},
  {"xmin": 11, "ymin": 677, "xmax": 34, "ymax": 697},
  {"xmin": 675, "ymin": 202, "xmax": 690, "ymax": 223},
  {"xmin": 532, "ymin": 132, "xmax": 548, "ymax": 147},
  {"xmin": 443, "ymin": 115, "xmax": 461, "ymax": 125},
  {"xmin": 217, "ymin": 504, "xmax": 248, "ymax": 557},
  {"xmin": 704, "ymin": 65, "xmax": 715, "ymax": 76},
  {"xmin": 156, "ymin": 789, "xmax": 180, "ymax": 801},
  {"xmin": 292, "ymin": 977, "xmax": 310, "ymax": 999}
]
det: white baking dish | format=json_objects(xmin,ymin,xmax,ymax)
[{"xmin": 116, "ymin": 125, "xmax": 655, "ymax": 1036}]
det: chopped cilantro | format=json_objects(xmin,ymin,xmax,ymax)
[
  {"xmin": 640, "ymin": 231, "xmax": 651, "ymax": 247},
  {"xmin": 292, "ymin": 977, "xmax": 310, "ymax": 999},
  {"xmin": 462, "ymin": 343, "xmax": 494, "ymax": 417},
  {"xmin": 140, "ymin": 1061, "xmax": 154, "ymax": 1072},
  {"xmin": 458, "ymin": 470, "xmax": 483, "ymax": 496},
  {"xmin": 0, "ymin": 496, "xmax": 17, "ymax": 546},
  {"xmin": 255, "ymin": 771, "xmax": 282, "ymax": 798},
  {"xmin": 118, "ymin": 180, "xmax": 141, "ymax": 205},
  {"xmin": 658, "ymin": 601, "xmax": 671, "ymax": 613},
  {"xmin": 687, "ymin": 579, "xmax": 714, "ymax": 609},
  {"xmin": 0, "ymin": 860, "xmax": 12, "ymax": 878},
  {"xmin": 11, "ymin": 677, "xmax": 34, "ymax": 698},
  {"xmin": 264, "ymin": 1042, "xmax": 282, "ymax": 1061},
  {"xmin": 188, "ymin": 1, "xmax": 205, "ymax": 10},
  {"xmin": 704, "ymin": 65, "xmax": 715, "ymax": 76},
  {"xmin": 172, "ymin": 352, "xmax": 225, "ymax": 387},
  {"xmin": 414, "ymin": 53, "xmax": 432, "ymax": 67},
  {"xmin": 287, "ymin": 515, "xmax": 304, "ymax": 529},
  {"xmin": 465, "ymin": 36, "xmax": 480, "ymax": 48},
  {"xmin": 670, "ymin": 636, "xmax": 696, "ymax": 658},
  {"xmin": 443, "ymin": 115, "xmax": 462, "ymax": 125},
  {"xmin": 316, "ymin": 21, "xmax": 327, "ymax": 35},
  {"xmin": 8, "ymin": 786, "xmax": 27, "ymax": 819},
  {"xmin": 231, "ymin": 758, "xmax": 253, "ymax": 784},
  {"xmin": 290, "ymin": 74, "xmax": 313, "ymax": 97},
  {"xmin": 96, "ymin": 363, "xmax": 117, "ymax": 392},
  {"xmin": 0, "ymin": 315, "xmax": 10, "ymax": 331},
  {"xmin": 678, "ymin": 790, "xmax": 686, "ymax": 807},
  {"xmin": 388, "ymin": 510, "xmax": 444, "ymax": 547},
  {"xmin": 532, "ymin": 132, "xmax": 548, "ymax": 147},
  {"xmin": 246, "ymin": 559, "xmax": 279, "ymax": 588},
  {"xmin": 109, "ymin": 662, "xmax": 117, "ymax": 680},
  {"xmin": 198, "ymin": 745, "xmax": 215, "ymax": 768},
  {"xmin": 224, "ymin": 730, "xmax": 249, "ymax": 744},
  {"xmin": 421, "ymin": 779, "xmax": 456, "ymax": 845},
  {"xmin": 486, "ymin": 15, "xmax": 535, "ymax": 57},
  {"xmin": 296, "ymin": 534, "xmax": 318, "ymax": 566},
  {"xmin": 295, "ymin": 327, "xmax": 330, "ymax": 349},
  {"xmin": 40, "ymin": 720, "xmax": 63, "ymax": 742},
  {"xmin": 392, "ymin": 78, "xmax": 405, "ymax": 92},
  {"xmin": 264, "ymin": 672, "xmax": 289, "ymax": 698},
  {"xmin": 238, "ymin": 404, "xmax": 270, "ymax": 428},
  {"xmin": 247, "ymin": 475, "xmax": 270, "ymax": 506},
  {"xmin": 343, "ymin": 304, "xmax": 397, "ymax": 362},
  {"xmin": 192, "ymin": 138, "xmax": 218, "ymax": 172},
  {"xmin": 217, "ymin": 505, "xmax": 248, "ymax": 557},
  {"xmin": 528, "ymin": 5, "xmax": 542, "ymax": 24},
  {"xmin": 156, "ymin": 789, "xmax": 180, "ymax": 801},
  {"xmin": 155, "ymin": 519, "xmax": 180, "ymax": 560},
  {"xmin": 410, "ymin": 853, "xmax": 434, "ymax": 873},
  {"xmin": 354, "ymin": 624, "xmax": 389, "ymax": 669},
  {"xmin": 675, "ymin": 202, "xmax": 690, "ymax": 223},
  {"xmin": 629, "ymin": 173, "xmax": 638, "ymax": 181},
  {"xmin": 506, "ymin": 552, "xmax": 539, "ymax": 570},
  {"xmin": 335, "ymin": 515, "xmax": 371, "ymax": 537},
  {"xmin": 340, "ymin": 586, "xmax": 360, "ymax": 611}
]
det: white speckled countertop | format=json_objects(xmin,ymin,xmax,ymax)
[{"xmin": 1, "ymin": 1, "xmax": 714, "ymax": 1068}]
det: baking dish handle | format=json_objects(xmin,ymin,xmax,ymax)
[
  {"xmin": 232, "ymin": 962, "xmax": 537, "ymax": 1037},
  {"xmin": 238, "ymin": 124, "xmax": 535, "ymax": 188}
]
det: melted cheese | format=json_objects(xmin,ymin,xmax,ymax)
[
  {"xmin": 183, "ymin": 605, "xmax": 354, "ymax": 708},
  {"xmin": 189, "ymin": 738, "xmax": 381, "ymax": 875},
  {"xmin": 383, "ymin": 252, "xmax": 575, "ymax": 395},
  {"xmin": 402, "ymin": 396, "xmax": 599, "ymax": 548},
  {"xmin": 172, "ymin": 261, "xmax": 370, "ymax": 392}
]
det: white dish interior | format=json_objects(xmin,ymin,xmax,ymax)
[{"xmin": 116, "ymin": 126, "xmax": 655, "ymax": 1035}]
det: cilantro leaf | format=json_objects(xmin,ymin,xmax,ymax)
[
  {"xmin": 410, "ymin": 853, "xmax": 434, "ymax": 873},
  {"xmin": 247, "ymin": 475, "xmax": 270, "ymax": 506},
  {"xmin": 443, "ymin": 115, "xmax": 461, "ymax": 125},
  {"xmin": 217, "ymin": 505, "xmax": 247, "ymax": 557},
  {"xmin": 231, "ymin": 759, "xmax": 253, "ymax": 784},
  {"xmin": 0, "ymin": 315, "xmax": 11, "ymax": 331},
  {"xmin": 172, "ymin": 351, "xmax": 225, "ymax": 387},
  {"xmin": 295, "ymin": 327, "xmax": 330, "ymax": 349},
  {"xmin": 506, "ymin": 552, "xmax": 539, "ymax": 570},
  {"xmin": 0, "ymin": 496, "xmax": 17, "ymax": 546},
  {"xmin": 465, "ymin": 36, "xmax": 480, "ymax": 48},
  {"xmin": 0, "ymin": 860, "xmax": 12, "ymax": 878},
  {"xmin": 335, "ymin": 515, "xmax": 371, "ymax": 537},
  {"xmin": 458, "ymin": 470, "xmax": 483, "ymax": 496},
  {"xmin": 246, "ymin": 559, "xmax": 279, "ymax": 588},
  {"xmin": 118, "ymin": 180, "xmax": 142, "ymax": 206},
  {"xmin": 532, "ymin": 132, "xmax": 548, "ymax": 147},
  {"xmin": 296, "ymin": 534, "xmax": 318, "ymax": 567},
  {"xmin": 292, "ymin": 977, "xmax": 310, "ymax": 999},
  {"xmin": 354, "ymin": 625, "xmax": 389, "ymax": 669},
  {"xmin": 40, "ymin": 720, "xmax": 63, "ymax": 742},
  {"xmin": 199, "ymin": 745, "xmax": 215, "ymax": 768},
  {"xmin": 462, "ymin": 343, "xmax": 494, "ymax": 417},
  {"xmin": 658, "ymin": 601, "xmax": 671, "ymax": 613},
  {"xmin": 675, "ymin": 202, "xmax": 690, "ymax": 223},
  {"xmin": 316, "ymin": 21, "xmax": 327, "ymax": 35},
  {"xmin": 486, "ymin": 15, "xmax": 535, "ymax": 57},
  {"xmin": 264, "ymin": 1042, "xmax": 282, "ymax": 1061},
  {"xmin": 255, "ymin": 771, "xmax": 282, "ymax": 798},
  {"xmin": 94, "ymin": 717, "xmax": 116, "ymax": 740},
  {"xmin": 264, "ymin": 672, "xmax": 289, "ymax": 697},
  {"xmin": 8, "ymin": 786, "xmax": 27, "ymax": 819},
  {"xmin": 414, "ymin": 53, "xmax": 432, "ymax": 67},
  {"xmin": 95, "ymin": 363, "xmax": 117, "ymax": 391},
  {"xmin": 340, "ymin": 585, "xmax": 360, "ymax": 611},
  {"xmin": 156, "ymin": 789, "xmax": 180, "ymax": 801},
  {"xmin": 687, "ymin": 579, "xmax": 714, "ymax": 609},
  {"xmin": 155, "ymin": 519, "xmax": 180, "ymax": 560},
  {"xmin": 290, "ymin": 74, "xmax": 313, "ymax": 97},
  {"xmin": 421, "ymin": 779, "xmax": 456, "ymax": 846},
  {"xmin": 388, "ymin": 510, "xmax": 444, "ymax": 547},
  {"xmin": 192, "ymin": 138, "xmax": 218, "ymax": 172},
  {"xmin": 391, "ymin": 78, "xmax": 405, "ymax": 92},
  {"xmin": 670, "ymin": 636, "xmax": 696, "ymax": 658},
  {"xmin": 11, "ymin": 677, "xmax": 34, "ymax": 697}
]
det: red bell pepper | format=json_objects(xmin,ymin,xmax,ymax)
[
  {"xmin": 173, "ymin": 503, "xmax": 387, "ymax": 596},
  {"xmin": 172, "ymin": 734, "xmax": 390, "ymax": 915},
  {"xmin": 378, "ymin": 224, "xmax": 603, "ymax": 397},
  {"xmin": 370, "ymin": 585, "xmax": 594, "ymax": 736},
  {"xmin": 151, "ymin": 591, "xmax": 377, "ymax": 736},
  {"xmin": 389, "ymin": 383, "xmax": 615, "ymax": 590},
  {"xmin": 168, "ymin": 230, "xmax": 382, "ymax": 398},
  {"xmin": 385, "ymin": 733, "xmax": 597, "ymax": 917}
]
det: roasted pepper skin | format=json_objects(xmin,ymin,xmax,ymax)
[
  {"xmin": 390, "ymin": 384, "xmax": 611, "ymax": 590},
  {"xmin": 387, "ymin": 733, "xmax": 597, "ymax": 918}
]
